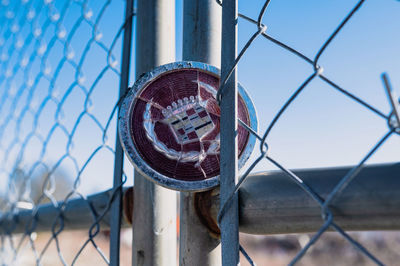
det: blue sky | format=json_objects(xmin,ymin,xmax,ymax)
[
  {"xmin": 231, "ymin": 0, "xmax": 400, "ymax": 173},
  {"xmin": 0, "ymin": 0, "xmax": 399, "ymax": 196}
]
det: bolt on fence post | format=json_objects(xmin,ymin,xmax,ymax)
[
  {"xmin": 109, "ymin": 0, "xmax": 134, "ymax": 265},
  {"xmin": 180, "ymin": 0, "xmax": 222, "ymax": 265},
  {"xmin": 220, "ymin": 0, "xmax": 240, "ymax": 265},
  {"xmin": 132, "ymin": 1, "xmax": 177, "ymax": 266}
]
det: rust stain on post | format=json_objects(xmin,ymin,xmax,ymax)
[
  {"xmin": 123, "ymin": 187, "xmax": 134, "ymax": 225},
  {"xmin": 194, "ymin": 188, "xmax": 220, "ymax": 237}
]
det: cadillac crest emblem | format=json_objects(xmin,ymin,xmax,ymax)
[{"xmin": 119, "ymin": 61, "xmax": 257, "ymax": 191}]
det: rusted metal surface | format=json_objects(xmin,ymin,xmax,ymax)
[
  {"xmin": 180, "ymin": 191, "xmax": 221, "ymax": 265},
  {"xmin": 194, "ymin": 188, "xmax": 221, "ymax": 237},
  {"xmin": 123, "ymin": 187, "xmax": 134, "ymax": 225}
]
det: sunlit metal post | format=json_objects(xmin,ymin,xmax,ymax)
[
  {"xmin": 180, "ymin": 0, "xmax": 222, "ymax": 265},
  {"xmin": 132, "ymin": 1, "xmax": 177, "ymax": 265},
  {"xmin": 220, "ymin": 0, "xmax": 239, "ymax": 265}
]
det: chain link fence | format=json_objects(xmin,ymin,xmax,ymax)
[
  {"xmin": 0, "ymin": 0, "xmax": 133, "ymax": 265},
  {"xmin": 216, "ymin": 0, "xmax": 400, "ymax": 265},
  {"xmin": 1, "ymin": 0, "xmax": 400, "ymax": 265}
]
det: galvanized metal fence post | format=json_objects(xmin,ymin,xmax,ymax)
[
  {"xmin": 132, "ymin": 1, "xmax": 177, "ymax": 265},
  {"xmin": 180, "ymin": 0, "xmax": 222, "ymax": 265},
  {"xmin": 220, "ymin": 0, "xmax": 240, "ymax": 265},
  {"xmin": 110, "ymin": 0, "xmax": 134, "ymax": 265}
]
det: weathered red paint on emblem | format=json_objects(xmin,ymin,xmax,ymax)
[{"xmin": 130, "ymin": 69, "xmax": 250, "ymax": 181}]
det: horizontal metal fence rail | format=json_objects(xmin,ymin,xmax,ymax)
[
  {"xmin": 196, "ymin": 163, "xmax": 400, "ymax": 235},
  {"xmin": 0, "ymin": 188, "xmax": 132, "ymax": 234},
  {"xmin": 2, "ymin": 162, "xmax": 398, "ymax": 236}
]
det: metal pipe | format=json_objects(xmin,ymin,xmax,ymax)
[
  {"xmin": 3, "ymin": 163, "xmax": 399, "ymax": 236},
  {"xmin": 220, "ymin": 0, "xmax": 239, "ymax": 265},
  {"xmin": 133, "ymin": 1, "xmax": 177, "ymax": 266},
  {"xmin": 0, "ymin": 188, "xmax": 132, "ymax": 234},
  {"xmin": 109, "ymin": 0, "xmax": 134, "ymax": 265},
  {"xmin": 180, "ymin": 1, "xmax": 222, "ymax": 265},
  {"xmin": 195, "ymin": 163, "xmax": 400, "ymax": 235},
  {"xmin": 182, "ymin": 0, "xmax": 221, "ymax": 67}
]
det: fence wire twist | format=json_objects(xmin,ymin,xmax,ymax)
[
  {"xmin": 216, "ymin": 0, "xmax": 399, "ymax": 265},
  {"xmin": 0, "ymin": 0, "xmax": 133, "ymax": 265}
]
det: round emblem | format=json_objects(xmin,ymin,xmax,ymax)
[{"xmin": 119, "ymin": 61, "xmax": 257, "ymax": 191}]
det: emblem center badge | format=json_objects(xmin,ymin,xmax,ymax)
[
  {"xmin": 162, "ymin": 96, "xmax": 214, "ymax": 144},
  {"xmin": 119, "ymin": 61, "xmax": 258, "ymax": 191}
]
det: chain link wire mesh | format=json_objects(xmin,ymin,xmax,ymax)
[
  {"xmin": 0, "ymin": 0, "xmax": 133, "ymax": 265},
  {"xmin": 1, "ymin": 0, "xmax": 400, "ymax": 265},
  {"xmin": 216, "ymin": 0, "xmax": 400, "ymax": 265}
]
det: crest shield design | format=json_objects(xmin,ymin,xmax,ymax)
[{"xmin": 119, "ymin": 61, "xmax": 258, "ymax": 191}]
